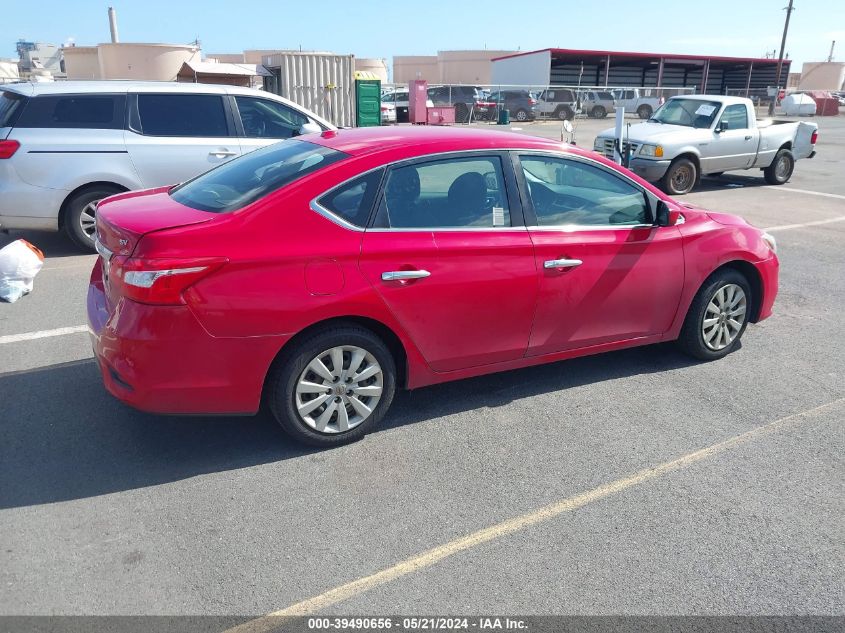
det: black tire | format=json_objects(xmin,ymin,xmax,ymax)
[
  {"xmin": 514, "ymin": 108, "xmax": 529, "ymax": 122},
  {"xmin": 555, "ymin": 105, "xmax": 574, "ymax": 121},
  {"xmin": 763, "ymin": 148, "xmax": 794, "ymax": 185},
  {"xmin": 267, "ymin": 324, "xmax": 397, "ymax": 447},
  {"xmin": 660, "ymin": 157, "xmax": 698, "ymax": 195},
  {"xmin": 591, "ymin": 106, "xmax": 607, "ymax": 118},
  {"xmin": 455, "ymin": 102, "xmax": 469, "ymax": 123},
  {"xmin": 64, "ymin": 186, "xmax": 125, "ymax": 252},
  {"xmin": 677, "ymin": 269, "xmax": 752, "ymax": 361},
  {"xmin": 637, "ymin": 105, "xmax": 653, "ymax": 119}
]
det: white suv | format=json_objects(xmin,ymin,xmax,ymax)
[{"xmin": 0, "ymin": 81, "xmax": 334, "ymax": 249}]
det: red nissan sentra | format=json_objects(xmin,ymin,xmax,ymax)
[{"xmin": 88, "ymin": 126, "xmax": 779, "ymax": 446}]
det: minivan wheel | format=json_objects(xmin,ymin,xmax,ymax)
[
  {"xmin": 763, "ymin": 148, "xmax": 794, "ymax": 185},
  {"xmin": 661, "ymin": 157, "xmax": 698, "ymax": 195},
  {"xmin": 64, "ymin": 186, "xmax": 124, "ymax": 252},
  {"xmin": 267, "ymin": 325, "xmax": 396, "ymax": 447},
  {"xmin": 637, "ymin": 105, "xmax": 653, "ymax": 119},
  {"xmin": 677, "ymin": 269, "xmax": 751, "ymax": 361}
]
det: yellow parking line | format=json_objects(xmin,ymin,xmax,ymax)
[{"xmin": 225, "ymin": 397, "xmax": 844, "ymax": 632}]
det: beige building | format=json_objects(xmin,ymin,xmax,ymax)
[
  {"xmin": 63, "ymin": 42, "xmax": 201, "ymax": 81},
  {"xmin": 393, "ymin": 50, "xmax": 517, "ymax": 84},
  {"xmin": 797, "ymin": 61, "xmax": 845, "ymax": 91},
  {"xmin": 355, "ymin": 58, "xmax": 388, "ymax": 83}
]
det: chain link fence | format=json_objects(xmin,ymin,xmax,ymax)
[{"xmin": 378, "ymin": 83, "xmax": 696, "ymax": 125}]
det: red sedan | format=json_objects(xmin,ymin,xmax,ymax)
[{"xmin": 88, "ymin": 126, "xmax": 779, "ymax": 446}]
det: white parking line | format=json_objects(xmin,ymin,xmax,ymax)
[
  {"xmin": 779, "ymin": 187, "xmax": 845, "ymax": 200},
  {"xmin": 0, "ymin": 325, "xmax": 88, "ymax": 345},
  {"xmin": 764, "ymin": 215, "xmax": 845, "ymax": 232}
]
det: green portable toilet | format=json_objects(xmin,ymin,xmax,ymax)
[{"xmin": 355, "ymin": 71, "xmax": 381, "ymax": 127}]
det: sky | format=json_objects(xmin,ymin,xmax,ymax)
[{"xmin": 2, "ymin": 0, "xmax": 844, "ymax": 71}]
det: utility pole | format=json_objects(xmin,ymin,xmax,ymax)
[{"xmin": 769, "ymin": 0, "xmax": 795, "ymax": 115}]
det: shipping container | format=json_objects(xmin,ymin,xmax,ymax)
[{"xmin": 262, "ymin": 52, "xmax": 356, "ymax": 128}]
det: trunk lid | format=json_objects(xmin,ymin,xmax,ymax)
[{"xmin": 95, "ymin": 187, "xmax": 214, "ymax": 257}]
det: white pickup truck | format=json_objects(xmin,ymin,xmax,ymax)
[
  {"xmin": 594, "ymin": 95, "xmax": 818, "ymax": 194},
  {"xmin": 611, "ymin": 88, "xmax": 661, "ymax": 119}
]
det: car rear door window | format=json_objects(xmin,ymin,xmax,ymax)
[
  {"xmin": 317, "ymin": 169, "xmax": 384, "ymax": 228},
  {"xmin": 521, "ymin": 155, "xmax": 648, "ymax": 226},
  {"xmin": 376, "ymin": 156, "xmax": 510, "ymax": 229},
  {"xmin": 235, "ymin": 96, "xmax": 311, "ymax": 139},
  {"xmin": 137, "ymin": 94, "xmax": 229, "ymax": 137},
  {"xmin": 15, "ymin": 94, "xmax": 125, "ymax": 129}
]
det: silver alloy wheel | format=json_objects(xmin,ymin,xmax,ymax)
[
  {"xmin": 702, "ymin": 283, "xmax": 747, "ymax": 351},
  {"xmin": 79, "ymin": 200, "xmax": 100, "ymax": 240},
  {"xmin": 294, "ymin": 345, "xmax": 383, "ymax": 434},
  {"xmin": 775, "ymin": 154, "xmax": 791, "ymax": 181},
  {"xmin": 516, "ymin": 109, "xmax": 528, "ymax": 121}
]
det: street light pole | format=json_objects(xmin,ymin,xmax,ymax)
[{"xmin": 769, "ymin": 0, "xmax": 796, "ymax": 115}]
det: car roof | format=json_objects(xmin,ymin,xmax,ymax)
[{"xmin": 305, "ymin": 125, "xmax": 584, "ymax": 159}]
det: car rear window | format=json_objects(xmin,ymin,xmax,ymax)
[
  {"xmin": 137, "ymin": 94, "xmax": 229, "ymax": 137},
  {"xmin": 317, "ymin": 168, "xmax": 384, "ymax": 228},
  {"xmin": 14, "ymin": 94, "xmax": 126, "ymax": 129},
  {"xmin": 0, "ymin": 91, "xmax": 26, "ymax": 128},
  {"xmin": 170, "ymin": 140, "xmax": 347, "ymax": 213}
]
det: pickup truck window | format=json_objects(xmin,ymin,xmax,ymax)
[
  {"xmin": 652, "ymin": 98, "xmax": 721, "ymax": 128},
  {"xmin": 718, "ymin": 104, "xmax": 749, "ymax": 130}
]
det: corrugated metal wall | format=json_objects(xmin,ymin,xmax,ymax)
[{"xmin": 262, "ymin": 52, "xmax": 356, "ymax": 127}]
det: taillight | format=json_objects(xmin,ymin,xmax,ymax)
[
  {"xmin": 529, "ymin": 98, "xmax": 537, "ymax": 105},
  {"xmin": 110, "ymin": 256, "xmax": 227, "ymax": 305},
  {"xmin": 0, "ymin": 139, "xmax": 20, "ymax": 159},
  {"xmin": 811, "ymin": 130, "xmax": 818, "ymax": 144}
]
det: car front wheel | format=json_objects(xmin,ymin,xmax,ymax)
[
  {"xmin": 677, "ymin": 269, "xmax": 752, "ymax": 360},
  {"xmin": 661, "ymin": 157, "xmax": 698, "ymax": 195},
  {"xmin": 267, "ymin": 324, "xmax": 397, "ymax": 446}
]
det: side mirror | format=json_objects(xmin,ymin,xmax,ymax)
[
  {"xmin": 655, "ymin": 200, "xmax": 681, "ymax": 226},
  {"xmin": 298, "ymin": 122, "xmax": 322, "ymax": 136},
  {"xmin": 716, "ymin": 120, "xmax": 729, "ymax": 133}
]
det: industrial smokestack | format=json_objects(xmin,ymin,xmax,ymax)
[{"xmin": 108, "ymin": 7, "xmax": 119, "ymax": 43}]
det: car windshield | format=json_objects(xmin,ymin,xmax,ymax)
[
  {"xmin": 170, "ymin": 140, "xmax": 347, "ymax": 213},
  {"xmin": 651, "ymin": 98, "xmax": 722, "ymax": 128}
]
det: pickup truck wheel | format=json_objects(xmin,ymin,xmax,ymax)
[
  {"xmin": 555, "ymin": 106, "xmax": 574, "ymax": 121},
  {"xmin": 637, "ymin": 105, "xmax": 653, "ymax": 119},
  {"xmin": 592, "ymin": 106, "xmax": 607, "ymax": 118},
  {"xmin": 661, "ymin": 158, "xmax": 698, "ymax": 195},
  {"xmin": 764, "ymin": 148, "xmax": 794, "ymax": 185},
  {"xmin": 64, "ymin": 185, "xmax": 125, "ymax": 252}
]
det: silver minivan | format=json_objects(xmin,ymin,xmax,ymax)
[{"xmin": 0, "ymin": 81, "xmax": 334, "ymax": 249}]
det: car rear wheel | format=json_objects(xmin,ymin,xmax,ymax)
[
  {"xmin": 763, "ymin": 148, "xmax": 794, "ymax": 185},
  {"xmin": 661, "ymin": 157, "xmax": 698, "ymax": 195},
  {"xmin": 677, "ymin": 269, "xmax": 751, "ymax": 360},
  {"xmin": 637, "ymin": 105, "xmax": 653, "ymax": 119},
  {"xmin": 267, "ymin": 324, "xmax": 396, "ymax": 446},
  {"xmin": 555, "ymin": 106, "xmax": 574, "ymax": 121},
  {"xmin": 514, "ymin": 108, "xmax": 529, "ymax": 122},
  {"xmin": 591, "ymin": 106, "xmax": 607, "ymax": 118},
  {"xmin": 64, "ymin": 186, "xmax": 125, "ymax": 252}
]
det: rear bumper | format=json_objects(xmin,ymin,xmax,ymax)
[
  {"xmin": 628, "ymin": 158, "xmax": 672, "ymax": 182},
  {"xmin": 87, "ymin": 261, "xmax": 288, "ymax": 415},
  {"xmin": 0, "ymin": 173, "xmax": 64, "ymax": 231},
  {"xmin": 754, "ymin": 254, "xmax": 779, "ymax": 322}
]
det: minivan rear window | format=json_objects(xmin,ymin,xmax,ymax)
[
  {"xmin": 170, "ymin": 140, "xmax": 347, "ymax": 213},
  {"xmin": 0, "ymin": 91, "xmax": 26, "ymax": 128}
]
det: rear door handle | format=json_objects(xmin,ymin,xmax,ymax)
[
  {"xmin": 381, "ymin": 270, "xmax": 431, "ymax": 282},
  {"xmin": 744, "ymin": 135, "xmax": 753, "ymax": 140},
  {"xmin": 209, "ymin": 150, "xmax": 238, "ymax": 158},
  {"xmin": 544, "ymin": 259, "xmax": 583, "ymax": 269}
]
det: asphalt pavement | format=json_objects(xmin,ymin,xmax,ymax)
[{"xmin": 1, "ymin": 114, "xmax": 843, "ymax": 619}]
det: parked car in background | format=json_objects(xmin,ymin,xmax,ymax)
[
  {"xmin": 578, "ymin": 90, "xmax": 616, "ymax": 118},
  {"xmin": 380, "ymin": 101, "xmax": 396, "ymax": 124},
  {"xmin": 611, "ymin": 88, "xmax": 662, "ymax": 119},
  {"xmin": 427, "ymin": 85, "xmax": 481, "ymax": 122},
  {"xmin": 89, "ymin": 126, "xmax": 779, "ymax": 447},
  {"xmin": 380, "ymin": 89, "xmax": 433, "ymax": 123},
  {"xmin": 0, "ymin": 81, "xmax": 332, "ymax": 250},
  {"xmin": 535, "ymin": 88, "xmax": 577, "ymax": 120},
  {"xmin": 594, "ymin": 95, "xmax": 818, "ymax": 194},
  {"xmin": 484, "ymin": 89, "xmax": 537, "ymax": 122}
]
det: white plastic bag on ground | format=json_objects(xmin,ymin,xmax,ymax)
[{"xmin": 0, "ymin": 239, "xmax": 45, "ymax": 303}]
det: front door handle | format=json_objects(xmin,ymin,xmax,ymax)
[
  {"xmin": 382, "ymin": 270, "xmax": 431, "ymax": 282},
  {"xmin": 209, "ymin": 150, "xmax": 238, "ymax": 158},
  {"xmin": 544, "ymin": 258, "xmax": 583, "ymax": 269},
  {"xmin": 744, "ymin": 135, "xmax": 753, "ymax": 140}
]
